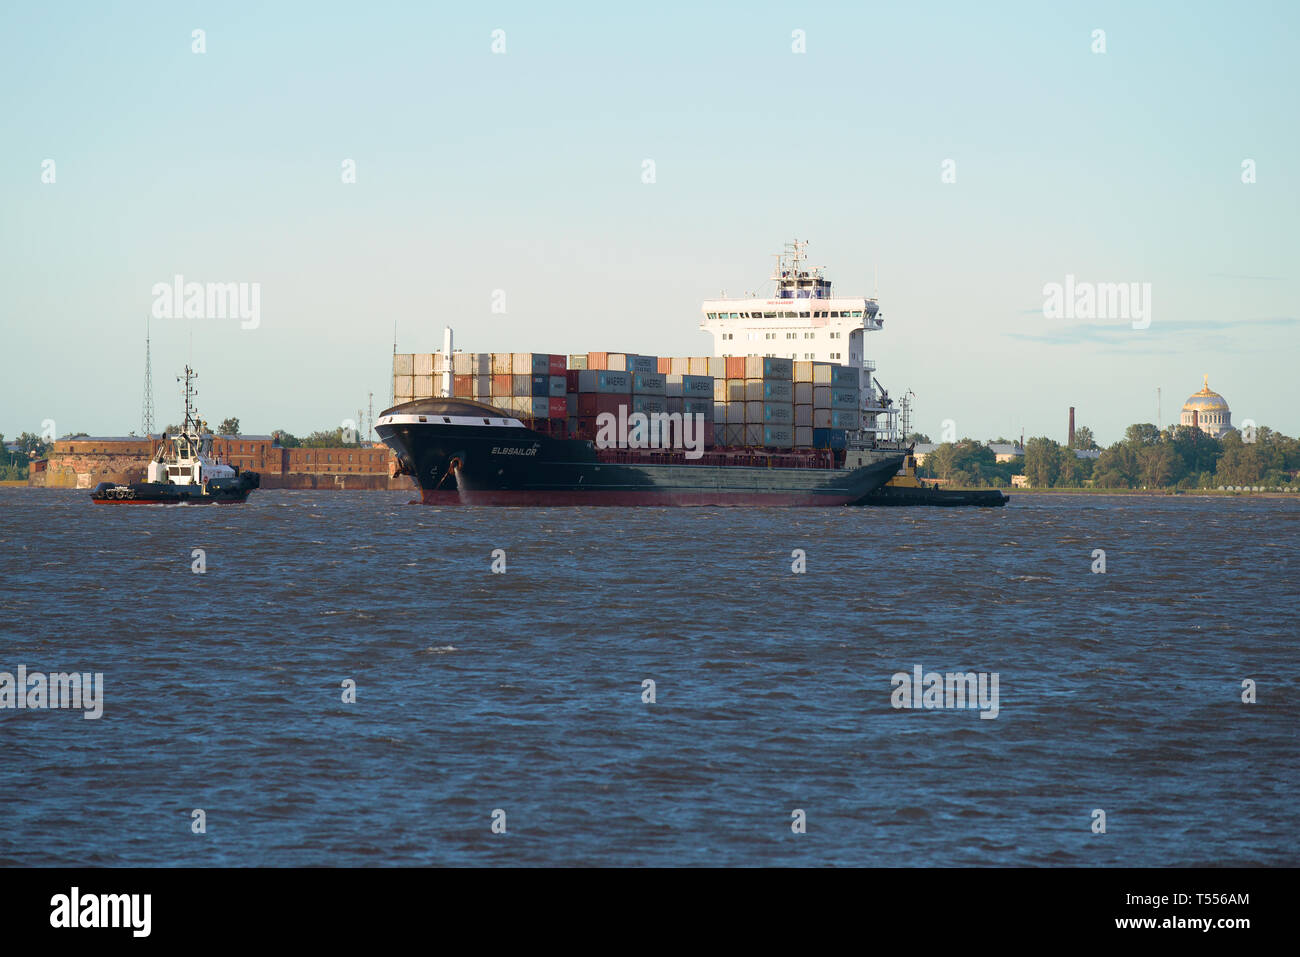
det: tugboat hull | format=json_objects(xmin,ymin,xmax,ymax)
[{"xmin": 90, "ymin": 473, "xmax": 259, "ymax": 505}]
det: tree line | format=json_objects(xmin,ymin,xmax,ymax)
[{"xmin": 915, "ymin": 425, "xmax": 1300, "ymax": 489}]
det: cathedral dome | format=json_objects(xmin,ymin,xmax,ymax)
[{"xmin": 1180, "ymin": 376, "xmax": 1232, "ymax": 437}]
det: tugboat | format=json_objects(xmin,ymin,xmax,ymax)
[
  {"xmin": 90, "ymin": 367, "xmax": 259, "ymax": 505},
  {"xmin": 856, "ymin": 448, "xmax": 1008, "ymax": 507}
]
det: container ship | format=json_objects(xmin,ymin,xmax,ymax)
[{"xmin": 378, "ymin": 241, "xmax": 909, "ymax": 506}]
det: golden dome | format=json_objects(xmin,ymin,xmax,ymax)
[{"xmin": 1183, "ymin": 375, "xmax": 1229, "ymax": 412}]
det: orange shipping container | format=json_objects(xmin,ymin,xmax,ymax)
[
  {"xmin": 492, "ymin": 374, "xmax": 513, "ymax": 396},
  {"xmin": 587, "ymin": 352, "xmax": 608, "ymax": 370},
  {"xmin": 725, "ymin": 356, "xmax": 747, "ymax": 379}
]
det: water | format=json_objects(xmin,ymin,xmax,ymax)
[{"xmin": 1, "ymin": 488, "xmax": 1296, "ymax": 866}]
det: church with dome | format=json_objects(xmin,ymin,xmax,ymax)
[{"xmin": 1180, "ymin": 375, "xmax": 1233, "ymax": 438}]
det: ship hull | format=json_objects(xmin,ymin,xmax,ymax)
[
  {"xmin": 378, "ymin": 400, "xmax": 903, "ymax": 507},
  {"xmin": 857, "ymin": 485, "xmax": 1009, "ymax": 507},
  {"xmin": 90, "ymin": 474, "xmax": 259, "ymax": 505}
]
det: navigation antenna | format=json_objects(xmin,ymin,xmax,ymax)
[
  {"xmin": 178, "ymin": 366, "xmax": 198, "ymax": 434},
  {"xmin": 367, "ymin": 392, "xmax": 374, "ymax": 442},
  {"xmin": 900, "ymin": 390, "xmax": 916, "ymax": 440},
  {"xmin": 141, "ymin": 316, "xmax": 155, "ymax": 437}
]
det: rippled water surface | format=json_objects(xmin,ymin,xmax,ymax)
[{"xmin": 1, "ymin": 488, "xmax": 1296, "ymax": 866}]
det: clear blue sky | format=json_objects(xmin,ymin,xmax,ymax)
[{"xmin": 2, "ymin": 1, "xmax": 1296, "ymax": 445}]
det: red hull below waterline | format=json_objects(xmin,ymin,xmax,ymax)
[{"xmin": 453, "ymin": 489, "xmax": 858, "ymax": 507}]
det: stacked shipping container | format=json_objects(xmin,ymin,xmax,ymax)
[{"xmin": 393, "ymin": 352, "xmax": 860, "ymax": 451}]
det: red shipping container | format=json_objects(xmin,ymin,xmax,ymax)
[
  {"xmin": 587, "ymin": 352, "xmax": 608, "ymax": 370},
  {"xmin": 566, "ymin": 370, "xmax": 581, "ymax": 392},
  {"xmin": 578, "ymin": 393, "xmax": 598, "ymax": 416},
  {"xmin": 657, "ymin": 357, "xmax": 671, "ymax": 373},
  {"xmin": 548, "ymin": 397, "xmax": 567, "ymax": 419},
  {"xmin": 548, "ymin": 354, "xmax": 566, "ymax": 375},
  {"xmin": 453, "ymin": 374, "xmax": 473, "ymax": 397},
  {"xmin": 491, "ymin": 374, "xmax": 513, "ymax": 396},
  {"xmin": 725, "ymin": 356, "xmax": 746, "ymax": 379},
  {"xmin": 595, "ymin": 393, "xmax": 630, "ymax": 416}
]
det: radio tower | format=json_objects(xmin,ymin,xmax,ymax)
[{"xmin": 141, "ymin": 316, "xmax": 156, "ymax": 437}]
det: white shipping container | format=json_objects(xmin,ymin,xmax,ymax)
[
  {"xmin": 491, "ymin": 352, "xmax": 512, "ymax": 375},
  {"xmin": 511, "ymin": 352, "xmax": 533, "ymax": 375},
  {"xmin": 394, "ymin": 353, "xmax": 415, "ymax": 376},
  {"xmin": 707, "ymin": 357, "xmax": 727, "ymax": 379},
  {"xmin": 689, "ymin": 356, "xmax": 709, "ymax": 376},
  {"xmin": 794, "ymin": 426, "xmax": 813, "ymax": 448},
  {"xmin": 813, "ymin": 386, "xmax": 832, "ymax": 408},
  {"xmin": 813, "ymin": 408, "xmax": 831, "ymax": 428},
  {"xmin": 713, "ymin": 422, "xmax": 727, "ymax": 447},
  {"xmin": 394, "ymin": 375, "xmax": 414, "ymax": 400},
  {"xmin": 713, "ymin": 379, "xmax": 729, "ymax": 402},
  {"xmin": 726, "ymin": 402, "xmax": 746, "ymax": 425},
  {"xmin": 606, "ymin": 353, "xmax": 628, "ymax": 371},
  {"xmin": 794, "ymin": 382, "xmax": 813, "ymax": 405},
  {"xmin": 725, "ymin": 424, "xmax": 746, "ymax": 446},
  {"xmin": 670, "ymin": 357, "xmax": 690, "ymax": 375},
  {"xmin": 453, "ymin": 353, "xmax": 473, "ymax": 375},
  {"xmin": 414, "ymin": 374, "xmax": 435, "ymax": 398},
  {"xmin": 812, "ymin": 362, "xmax": 833, "ymax": 384},
  {"xmin": 794, "ymin": 361, "xmax": 814, "ymax": 383},
  {"xmin": 794, "ymin": 404, "xmax": 813, "ymax": 427},
  {"xmin": 414, "ymin": 353, "xmax": 434, "ymax": 376}
]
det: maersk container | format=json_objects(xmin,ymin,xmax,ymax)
[
  {"xmin": 762, "ymin": 403, "xmax": 794, "ymax": 425},
  {"xmin": 794, "ymin": 404, "xmax": 813, "ymax": 427},
  {"xmin": 491, "ymin": 352, "xmax": 512, "ymax": 375},
  {"xmin": 683, "ymin": 397, "xmax": 712, "ymax": 417},
  {"xmin": 531, "ymin": 375, "xmax": 549, "ymax": 397},
  {"xmin": 830, "ymin": 388, "xmax": 859, "ymax": 410},
  {"xmin": 763, "ymin": 380, "xmax": 793, "ymax": 401},
  {"xmin": 667, "ymin": 374, "xmax": 712, "ymax": 397},
  {"xmin": 831, "ymin": 365, "xmax": 859, "ymax": 387},
  {"xmin": 830, "ymin": 410, "xmax": 860, "ymax": 429},
  {"xmin": 530, "ymin": 397, "xmax": 551, "ymax": 419},
  {"xmin": 763, "ymin": 425, "xmax": 795, "ymax": 449},
  {"xmin": 812, "ymin": 428, "xmax": 847, "ymax": 450},
  {"xmin": 577, "ymin": 369, "xmax": 633, "ymax": 394},
  {"xmin": 512, "ymin": 374, "xmax": 531, "ymax": 396},
  {"xmin": 794, "ymin": 382, "xmax": 813, "ymax": 405},
  {"xmin": 628, "ymin": 354, "xmax": 657, "ymax": 374},
  {"xmin": 631, "ymin": 395, "xmax": 667, "ymax": 415},
  {"xmin": 394, "ymin": 353, "xmax": 415, "ymax": 376},
  {"xmin": 632, "ymin": 372, "xmax": 666, "ymax": 395},
  {"xmin": 568, "ymin": 354, "xmax": 588, "ymax": 370},
  {"xmin": 794, "ymin": 426, "xmax": 813, "ymax": 448},
  {"xmin": 745, "ymin": 356, "xmax": 793, "ymax": 380},
  {"xmin": 548, "ymin": 375, "xmax": 567, "ymax": 397}
]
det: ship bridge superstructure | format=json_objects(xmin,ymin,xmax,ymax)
[{"xmin": 700, "ymin": 240, "xmax": 897, "ymax": 444}]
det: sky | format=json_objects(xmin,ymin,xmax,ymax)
[{"xmin": 2, "ymin": 1, "xmax": 1296, "ymax": 446}]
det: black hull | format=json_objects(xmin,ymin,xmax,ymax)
[
  {"xmin": 377, "ymin": 399, "xmax": 903, "ymax": 507},
  {"xmin": 857, "ymin": 485, "xmax": 1009, "ymax": 507},
  {"xmin": 90, "ymin": 474, "xmax": 259, "ymax": 505}
]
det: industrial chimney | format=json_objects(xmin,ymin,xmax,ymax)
[{"xmin": 1068, "ymin": 407, "xmax": 1075, "ymax": 448}]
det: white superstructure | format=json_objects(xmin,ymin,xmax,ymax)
[{"xmin": 700, "ymin": 240, "xmax": 898, "ymax": 444}]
